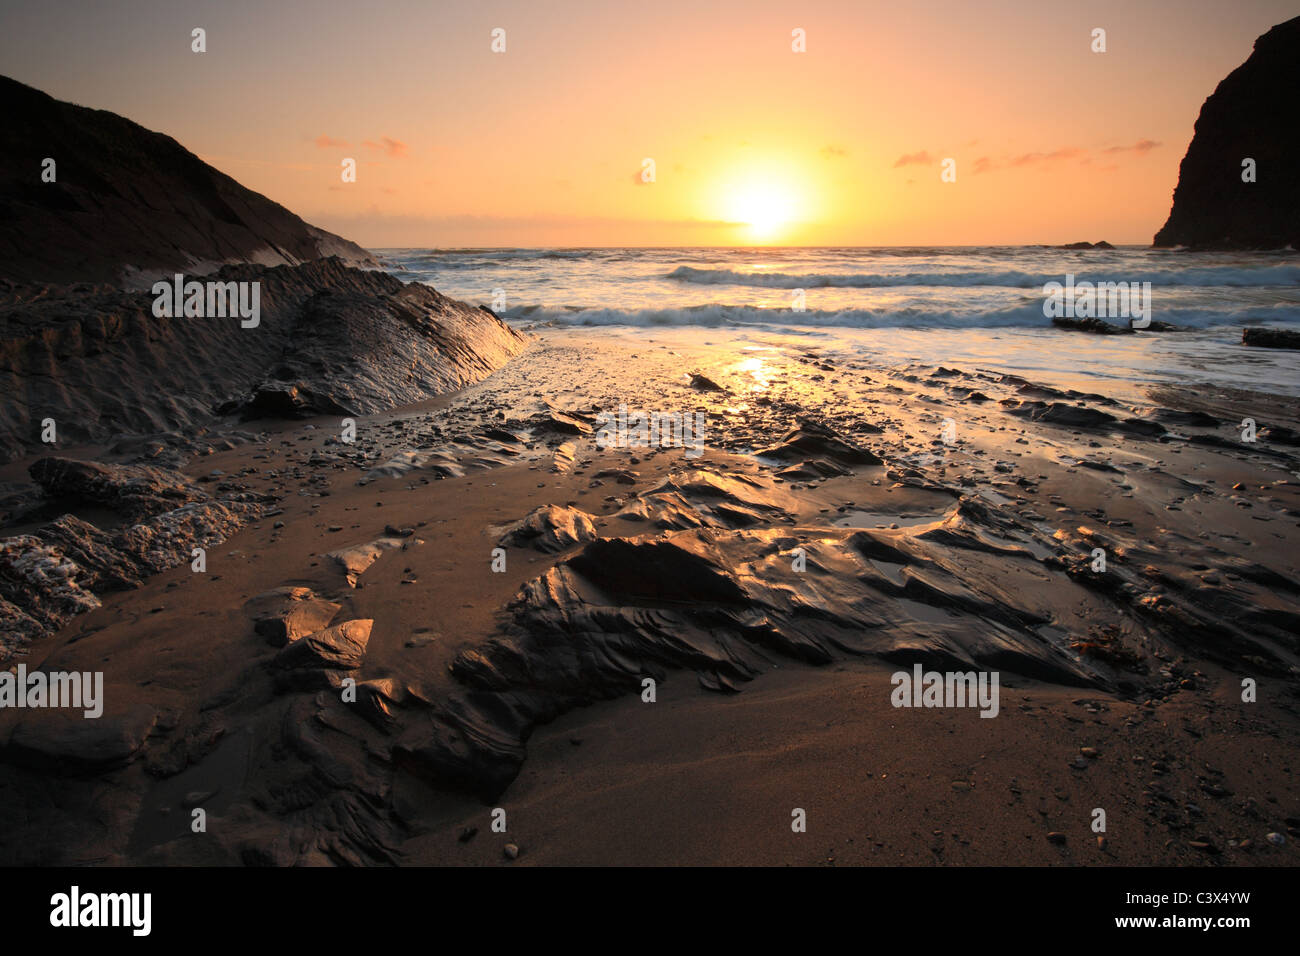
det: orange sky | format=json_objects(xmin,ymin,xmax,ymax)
[{"xmin": 3, "ymin": 0, "xmax": 1296, "ymax": 246}]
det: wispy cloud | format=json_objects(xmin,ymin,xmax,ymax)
[
  {"xmin": 362, "ymin": 136, "xmax": 409, "ymax": 158},
  {"xmin": 820, "ymin": 144, "xmax": 848, "ymax": 159},
  {"xmin": 1101, "ymin": 139, "xmax": 1161, "ymax": 154},
  {"xmin": 314, "ymin": 135, "xmax": 349, "ymax": 149},
  {"xmin": 892, "ymin": 150, "xmax": 933, "ymax": 168}
]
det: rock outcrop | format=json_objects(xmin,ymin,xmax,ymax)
[
  {"xmin": 1153, "ymin": 16, "xmax": 1300, "ymax": 249},
  {"xmin": 0, "ymin": 75, "xmax": 376, "ymax": 285},
  {"xmin": 1243, "ymin": 327, "xmax": 1300, "ymax": 349},
  {"xmin": 0, "ymin": 457, "xmax": 266, "ymax": 660},
  {"xmin": 0, "ymin": 257, "xmax": 528, "ymax": 461}
]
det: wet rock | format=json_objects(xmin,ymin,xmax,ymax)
[
  {"xmin": 1004, "ymin": 401, "xmax": 1118, "ymax": 430},
  {"xmin": 1, "ymin": 262, "xmax": 526, "ymax": 463},
  {"xmin": 423, "ymin": 515, "xmax": 1108, "ymax": 799},
  {"xmin": 246, "ymin": 587, "xmax": 342, "ymax": 647},
  {"xmin": 0, "ymin": 534, "xmax": 101, "ymax": 657},
  {"xmin": 533, "ymin": 409, "xmax": 592, "ymax": 436},
  {"xmin": 271, "ymin": 619, "xmax": 373, "ymax": 692},
  {"xmin": 775, "ymin": 459, "xmax": 852, "ymax": 480},
  {"xmin": 612, "ymin": 492, "xmax": 711, "ymax": 530},
  {"xmin": 2, "ymin": 701, "xmax": 158, "ymax": 773},
  {"xmin": 29, "ymin": 457, "xmax": 205, "ymax": 521},
  {"xmin": 551, "ymin": 442, "xmax": 576, "ymax": 474},
  {"xmin": 498, "ymin": 505, "xmax": 598, "ymax": 553},
  {"xmin": 756, "ymin": 419, "xmax": 883, "ymax": 465},
  {"xmin": 1243, "ymin": 327, "xmax": 1300, "ymax": 349},
  {"xmin": 689, "ymin": 372, "xmax": 725, "ymax": 391},
  {"xmin": 1051, "ymin": 316, "xmax": 1133, "ymax": 335},
  {"xmin": 325, "ymin": 537, "xmax": 405, "ymax": 587},
  {"xmin": 242, "ymin": 381, "xmax": 350, "ymax": 420}
]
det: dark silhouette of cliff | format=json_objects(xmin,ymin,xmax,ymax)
[
  {"xmin": 0, "ymin": 76, "xmax": 377, "ymax": 284},
  {"xmin": 1153, "ymin": 16, "xmax": 1300, "ymax": 250}
]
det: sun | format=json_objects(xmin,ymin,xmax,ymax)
[{"xmin": 723, "ymin": 177, "xmax": 800, "ymax": 242}]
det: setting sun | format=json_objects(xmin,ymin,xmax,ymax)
[
  {"xmin": 725, "ymin": 181, "xmax": 798, "ymax": 239},
  {"xmin": 720, "ymin": 172, "xmax": 806, "ymax": 241}
]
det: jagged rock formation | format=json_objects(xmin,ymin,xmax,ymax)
[
  {"xmin": 0, "ymin": 257, "xmax": 528, "ymax": 461},
  {"xmin": 1153, "ymin": 16, "xmax": 1300, "ymax": 249},
  {"xmin": 0, "ymin": 75, "xmax": 376, "ymax": 285},
  {"xmin": 0, "ymin": 457, "xmax": 267, "ymax": 660}
]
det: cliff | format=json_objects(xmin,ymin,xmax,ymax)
[
  {"xmin": 0, "ymin": 75, "xmax": 377, "ymax": 284},
  {"xmin": 1153, "ymin": 16, "xmax": 1300, "ymax": 249}
]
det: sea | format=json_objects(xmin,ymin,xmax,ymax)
[{"xmin": 376, "ymin": 247, "xmax": 1300, "ymax": 397}]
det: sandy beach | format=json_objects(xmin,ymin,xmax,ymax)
[{"xmin": 2, "ymin": 324, "xmax": 1296, "ymax": 866}]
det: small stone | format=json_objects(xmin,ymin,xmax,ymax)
[
  {"xmin": 1080, "ymin": 747, "xmax": 1099, "ymax": 758},
  {"xmin": 1266, "ymin": 832, "xmax": 1286, "ymax": 847},
  {"xmin": 1047, "ymin": 832, "xmax": 1067, "ymax": 845},
  {"xmin": 951, "ymin": 781, "xmax": 970, "ymax": 792},
  {"xmin": 503, "ymin": 843, "xmax": 520, "ymax": 860},
  {"xmin": 1097, "ymin": 835, "xmax": 1107, "ymax": 850},
  {"xmin": 457, "ymin": 826, "xmax": 478, "ymax": 843}
]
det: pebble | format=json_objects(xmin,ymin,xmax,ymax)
[
  {"xmin": 503, "ymin": 843, "xmax": 520, "ymax": 860},
  {"xmin": 1266, "ymin": 832, "xmax": 1286, "ymax": 847},
  {"xmin": 1046, "ymin": 832, "xmax": 1067, "ymax": 845}
]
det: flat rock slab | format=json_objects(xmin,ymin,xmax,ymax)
[
  {"xmin": 29, "ymin": 457, "xmax": 206, "ymax": 521},
  {"xmin": 324, "ymin": 538, "xmax": 406, "ymax": 587},
  {"xmin": 245, "ymin": 587, "xmax": 342, "ymax": 646},
  {"xmin": 2, "ymin": 700, "xmax": 158, "ymax": 773}
]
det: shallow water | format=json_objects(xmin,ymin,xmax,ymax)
[{"xmin": 380, "ymin": 246, "xmax": 1300, "ymax": 397}]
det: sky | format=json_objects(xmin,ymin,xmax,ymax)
[{"xmin": 2, "ymin": 0, "xmax": 1296, "ymax": 247}]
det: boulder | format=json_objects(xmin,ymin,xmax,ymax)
[{"xmin": 1243, "ymin": 327, "xmax": 1300, "ymax": 349}]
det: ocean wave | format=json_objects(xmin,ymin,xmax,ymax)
[
  {"xmin": 506, "ymin": 303, "xmax": 1300, "ymax": 330},
  {"xmin": 666, "ymin": 264, "xmax": 1300, "ymax": 289}
]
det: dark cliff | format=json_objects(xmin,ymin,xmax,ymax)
[
  {"xmin": 1153, "ymin": 16, "xmax": 1300, "ymax": 250},
  {"xmin": 0, "ymin": 76, "xmax": 377, "ymax": 284}
]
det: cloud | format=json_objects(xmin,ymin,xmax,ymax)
[
  {"xmin": 972, "ymin": 156, "xmax": 993, "ymax": 174},
  {"xmin": 314, "ymin": 135, "xmax": 350, "ymax": 148},
  {"xmin": 893, "ymin": 151, "xmax": 933, "ymax": 168},
  {"xmin": 820, "ymin": 144, "xmax": 848, "ymax": 159},
  {"xmin": 362, "ymin": 137, "xmax": 409, "ymax": 158},
  {"xmin": 1102, "ymin": 139, "xmax": 1161, "ymax": 154},
  {"xmin": 1008, "ymin": 147, "xmax": 1084, "ymax": 167}
]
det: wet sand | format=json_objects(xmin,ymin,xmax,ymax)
[{"xmin": 1, "ymin": 325, "xmax": 1297, "ymax": 866}]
